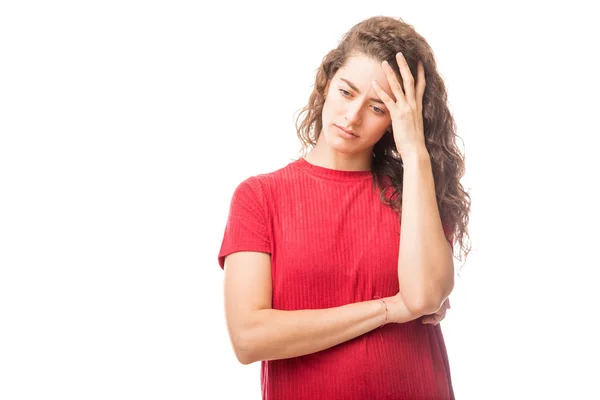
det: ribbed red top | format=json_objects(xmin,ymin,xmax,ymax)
[{"xmin": 218, "ymin": 158, "xmax": 454, "ymax": 399}]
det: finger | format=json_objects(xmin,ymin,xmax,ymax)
[
  {"xmin": 381, "ymin": 60, "xmax": 403, "ymax": 103},
  {"xmin": 446, "ymin": 298, "xmax": 451, "ymax": 310},
  {"xmin": 416, "ymin": 60, "xmax": 426, "ymax": 112},
  {"xmin": 396, "ymin": 52, "xmax": 416, "ymax": 107},
  {"xmin": 421, "ymin": 316, "xmax": 436, "ymax": 324},
  {"xmin": 371, "ymin": 80, "xmax": 398, "ymax": 112}
]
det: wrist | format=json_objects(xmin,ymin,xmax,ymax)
[
  {"xmin": 380, "ymin": 299, "xmax": 388, "ymax": 326},
  {"xmin": 373, "ymin": 296, "xmax": 389, "ymax": 327},
  {"xmin": 399, "ymin": 146, "xmax": 430, "ymax": 162}
]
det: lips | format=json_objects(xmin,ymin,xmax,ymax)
[{"xmin": 335, "ymin": 125, "xmax": 358, "ymax": 137}]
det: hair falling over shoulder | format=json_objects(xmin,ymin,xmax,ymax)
[{"xmin": 294, "ymin": 16, "xmax": 472, "ymax": 266}]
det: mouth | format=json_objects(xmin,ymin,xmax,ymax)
[{"xmin": 334, "ymin": 125, "xmax": 358, "ymax": 138}]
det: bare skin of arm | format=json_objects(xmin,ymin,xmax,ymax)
[
  {"xmin": 396, "ymin": 149, "xmax": 455, "ymax": 315},
  {"xmin": 371, "ymin": 53, "xmax": 455, "ymax": 314},
  {"xmin": 224, "ymin": 251, "xmax": 424, "ymax": 365}
]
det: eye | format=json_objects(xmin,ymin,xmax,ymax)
[
  {"xmin": 339, "ymin": 88, "xmax": 351, "ymax": 97},
  {"xmin": 372, "ymin": 106, "xmax": 385, "ymax": 114}
]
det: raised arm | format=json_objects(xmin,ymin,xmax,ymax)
[
  {"xmin": 396, "ymin": 148, "xmax": 454, "ymax": 315},
  {"xmin": 223, "ymin": 251, "xmax": 423, "ymax": 365},
  {"xmin": 370, "ymin": 53, "xmax": 455, "ymax": 315}
]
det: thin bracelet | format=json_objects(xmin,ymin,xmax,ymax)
[
  {"xmin": 373, "ymin": 296, "xmax": 387, "ymax": 326},
  {"xmin": 380, "ymin": 299, "xmax": 388, "ymax": 326}
]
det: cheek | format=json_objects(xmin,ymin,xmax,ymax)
[
  {"xmin": 362, "ymin": 120, "xmax": 391, "ymax": 140},
  {"xmin": 321, "ymin": 98, "xmax": 334, "ymax": 123},
  {"xmin": 373, "ymin": 116, "xmax": 391, "ymax": 131},
  {"xmin": 323, "ymin": 96, "xmax": 344, "ymax": 123}
]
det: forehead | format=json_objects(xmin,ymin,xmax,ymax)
[{"xmin": 334, "ymin": 53, "xmax": 392, "ymax": 93}]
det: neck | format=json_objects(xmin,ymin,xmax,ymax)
[{"xmin": 305, "ymin": 135, "xmax": 373, "ymax": 172}]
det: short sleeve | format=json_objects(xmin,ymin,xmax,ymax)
[{"xmin": 217, "ymin": 176, "xmax": 271, "ymax": 269}]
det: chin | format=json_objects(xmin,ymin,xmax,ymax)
[{"xmin": 323, "ymin": 125, "xmax": 355, "ymax": 154}]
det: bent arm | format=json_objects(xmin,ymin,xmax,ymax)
[
  {"xmin": 242, "ymin": 299, "xmax": 385, "ymax": 364},
  {"xmin": 397, "ymin": 148, "xmax": 455, "ymax": 315},
  {"xmin": 224, "ymin": 252, "xmax": 422, "ymax": 365}
]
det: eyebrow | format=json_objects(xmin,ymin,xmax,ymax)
[{"xmin": 339, "ymin": 78, "xmax": 386, "ymax": 105}]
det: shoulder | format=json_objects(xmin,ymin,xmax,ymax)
[
  {"xmin": 232, "ymin": 158, "xmax": 301, "ymax": 202},
  {"xmin": 241, "ymin": 158, "xmax": 302, "ymax": 191}
]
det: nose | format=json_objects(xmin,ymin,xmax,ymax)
[{"xmin": 344, "ymin": 100, "xmax": 362, "ymax": 126}]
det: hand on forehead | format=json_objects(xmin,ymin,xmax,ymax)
[{"xmin": 336, "ymin": 53, "xmax": 397, "ymax": 102}]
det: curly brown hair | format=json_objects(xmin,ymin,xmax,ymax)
[{"xmin": 294, "ymin": 16, "xmax": 472, "ymax": 265}]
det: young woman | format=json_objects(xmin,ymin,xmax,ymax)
[{"xmin": 218, "ymin": 15, "xmax": 471, "ymax": 399}]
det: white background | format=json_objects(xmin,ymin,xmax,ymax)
[{"xmin": 1, "ymin": 1, "xmax": 599, "ymax": 399}]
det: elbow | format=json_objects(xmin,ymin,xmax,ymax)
[
  {"xmin": 404, "ymin": 296, "xmax": 445, "ymax": 316},
  {"xmin": 232, "ymin": 331, "xmax": 256, "ymax": 365},
  {"xmin": 404, "ymin": 276, "xmax": 455, "ymax": 316},
  {"xmin": 236, "ymin": 352, "xmax": 255, "ymax": 366},
  {"xmin": 229, "ymin": 310, "xmax": 269, "ymax": 365},
  {"xmin": 402, "ymin": 295, "xmax": 435, "ymax": 316},
  {"xmin": 234, "ymin": 347, "xmax": 254, "ymax": 366}
]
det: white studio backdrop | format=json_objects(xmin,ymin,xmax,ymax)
[{"xmin": 1, "ymin": 1, "xmax": 599, "ymax": 399}]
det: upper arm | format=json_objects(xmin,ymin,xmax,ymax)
[{"xmin": 223, "ymin": 251, "xmax": 272, "ymax": 362}]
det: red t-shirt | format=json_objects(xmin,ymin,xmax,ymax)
[{"xmin": 218, "ymin": 158, "xmax": 455, "ymax": 399}]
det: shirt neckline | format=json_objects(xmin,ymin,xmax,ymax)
[{"xmin": 293, "ymin": 158, "xmax": 374, "ymax": 182}]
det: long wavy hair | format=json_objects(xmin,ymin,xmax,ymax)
[{"xmin": 294, "ymin": 16, "xmax": 472, "ymax": 264}]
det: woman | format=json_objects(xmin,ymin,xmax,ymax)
[{"xmin": 218, "ymin": 15, "xmax": 471, "ymax": 399}]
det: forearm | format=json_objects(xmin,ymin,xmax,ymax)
[
  {"xmin": 397, "ymin": 148, "xmax": 454, "ymax": 314},
  {"xmin": 240, "ymin": 296, "xmax": 417, "ymax": 364}
]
